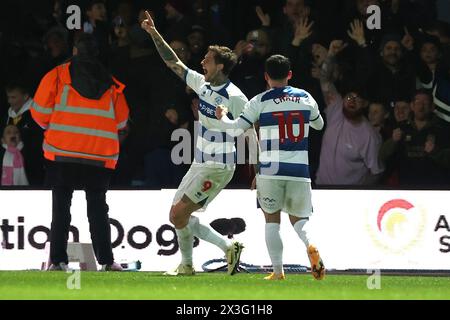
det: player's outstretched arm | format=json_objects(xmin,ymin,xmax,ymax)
[
  {"xmin": 141, "ymin": 11, "xmax": 188, "ymax": 81},
  {"xmin": 215, "ymin": 105, "xmax": 252, "ymax": 135}
]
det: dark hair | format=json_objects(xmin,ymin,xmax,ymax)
[
  {"xmin": 425, "ymin": 21, "xmax": 450, "ymax": 38},
  {"xmin": 341, "ymin": 84, "xmax": 368, "ymax": 100},
  {"xmin": 285, "ymin": 0, "xmax": 312, "ymax": 6},
  {"xmin": 379, "ymin": 34, "xmax": 402, "ymax": 52},
  {"xmin": 413, "ymin": 89, "xmax": 433, "ymax": 101},
  {"xmin": 166, "ymin": 0, "xmax": 191, "ymax": 14},
  {"xmin": 392, "ymin": 97, "xmax": 412, "ymax": 106},
  {"xmin": 74, "ymin": 33, "xmax": 99, "ymax": 57},
  {"xmin": 369, "ymin": 101, "xmax": 388, "ymax": 112},
  {"xmin": 265, "ymin": 55, "xmax": 291, "ymax": 80},
  {"xmin": 208, "ymin": 45, "xmax": 238, "ymax": 76},
  {"xmin": 419, "ymin": 34, "xmax": 442, "ymax": 51},
  {"xmin": 86, "ymin": 0, "xmax": 105, "ymax": 11},
  {"xmin": 190, "ymin": 25, "xmax": 206, "ymax": 36},
  {"xmin": 5, "ymin": 82, "xmax": 28, "ymax": 94}
]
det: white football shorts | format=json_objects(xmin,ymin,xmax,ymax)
[
  {"xmin": 172, "ymin": 165, "xmax": 235, "ymax": 210},
  {"xmin": 256, "ymin": 176, "xmax": 313, "ymax": 218}
]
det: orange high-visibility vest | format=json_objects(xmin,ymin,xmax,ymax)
[{"xmin": 31, "ymin": 62, "xmax": 129, "ymax": 169}]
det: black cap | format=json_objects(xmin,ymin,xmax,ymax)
[
  {"xmin": 74, "ymin": 33, "xmax": 99, "ymax": 57},
  {"xmin": 379, "ymin": 34, "xmax": 402, "ymax": 52}
]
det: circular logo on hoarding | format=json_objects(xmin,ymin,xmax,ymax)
[{"xmin": 368, "ymin": 199, "xmax": 426, "ymax": 254}]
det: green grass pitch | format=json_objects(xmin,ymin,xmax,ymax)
[{"xmin": 0, "ymin": 271, "xmax": 449, "ymax": 300}]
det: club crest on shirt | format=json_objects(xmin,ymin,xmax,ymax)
[{"xmin": 215, "ymin": 96, "xmax": 223, "ymax": 105}]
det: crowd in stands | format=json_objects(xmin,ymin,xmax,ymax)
[{"xmin": 1, "ymin": 0, "xmax": 449, "ymax": 188}]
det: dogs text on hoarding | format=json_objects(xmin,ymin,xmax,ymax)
[{"xmin": 0, "ymin": 217, "xmax": 198, "ymax": 253}]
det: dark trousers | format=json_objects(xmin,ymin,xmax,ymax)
[
  {"xmin": 144, "ymin": 148, "xmax": 185, "ymax": 189},
  {"xmin": 46, "ymin": 161, "xmax": 114, "ymax": 265}
]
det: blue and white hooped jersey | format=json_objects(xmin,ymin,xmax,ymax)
[
  {"xmin": 185, "ymin": 69, "xmax": 248, "ymax": 167},
  {"xmin": 240, "ymin": 86, "xmax": 321, "ymax": 182}
]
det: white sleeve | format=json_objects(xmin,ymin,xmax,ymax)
[
  {"xmin": 185, "ymin": 69, "xmax": 205, "ymax": 94},
  {"xmin": 219, "ymin": 117, "xmax": 253, "ymax": 136},
  {"xmin": 229, "ymin": 94, "xmax": 248, "ymax": 119},
  {"xmin": 239, "ymin": 96, "xmax": 261, "ymax": 124},
  {"xmin": 217, "ymin": 97, "xmax": 261, "ymax": 136},
  {"xmin": 308, "ymin": 95, "xmax": 320, "ymax": 120},
  {"xmin": 310, "ymin": 115, "xmax": 324, "ymax": 130}
]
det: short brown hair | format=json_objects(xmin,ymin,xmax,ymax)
[
  {"xmin": 208, "ymin": 45, "xmax": 237, "ymax": 76},
  {"xmin": 265, "ymin": 55, "xmax": 291, "ymax": 80}
]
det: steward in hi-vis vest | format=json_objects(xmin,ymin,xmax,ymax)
[
  {"xmin": 31, "ymin": 61, "xmax": 128, "ymax": 169},
  {"xmin": 32, "ymin": 34, "xmax": 129, "ymax": 271}
]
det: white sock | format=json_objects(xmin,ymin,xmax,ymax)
[
  {"xmin": 265, "ymin": 223, "xmax": 283, "ymax": 274},
  {"xmin": 293, "ymin": 219, "xmax": 310, "ymax": 248},
  {"xmin": 176, "ymin": 225, "xmax": 193, "ymax": 265},
  {"xmin": 188, "ymin": 216, "xmax": 230, "ymax": 253}
]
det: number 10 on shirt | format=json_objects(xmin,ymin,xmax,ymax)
[{"xmin": 272, "ymin": 111, "xmax": 305, "ymax": 144}]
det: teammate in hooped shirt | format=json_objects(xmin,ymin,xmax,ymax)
[{"xmin": 216, "ymin": 54, "xmax": 326, "ymax": 280}]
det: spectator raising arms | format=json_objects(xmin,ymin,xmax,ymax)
[{"xmin": 315, "ymin": 40, "xmax": 384, "ymax": 186}]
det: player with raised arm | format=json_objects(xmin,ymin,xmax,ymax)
[
  {"xmin": 215, "ymin": 55, "xmax": 325, "ymax": 280},
  {"xmin": 141, "ymin": 11, "xmax": 248, "ymax": 276}
]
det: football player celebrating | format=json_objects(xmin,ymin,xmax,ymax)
[
  {"xmin": 216, "ymin": 55, "xmax": 325, "ymax": 280},
  {"xmin": 142, "ymin": 11, "xmax": 253, "ymax": 276}
]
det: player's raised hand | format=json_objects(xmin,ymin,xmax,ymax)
[
  {"xmin": 215, "ymin": 105, "xmax": 228, "ymax": 120},
  {"xmin": 141, "ymin": 10, "xmax": 155, "ymax": 34}
]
